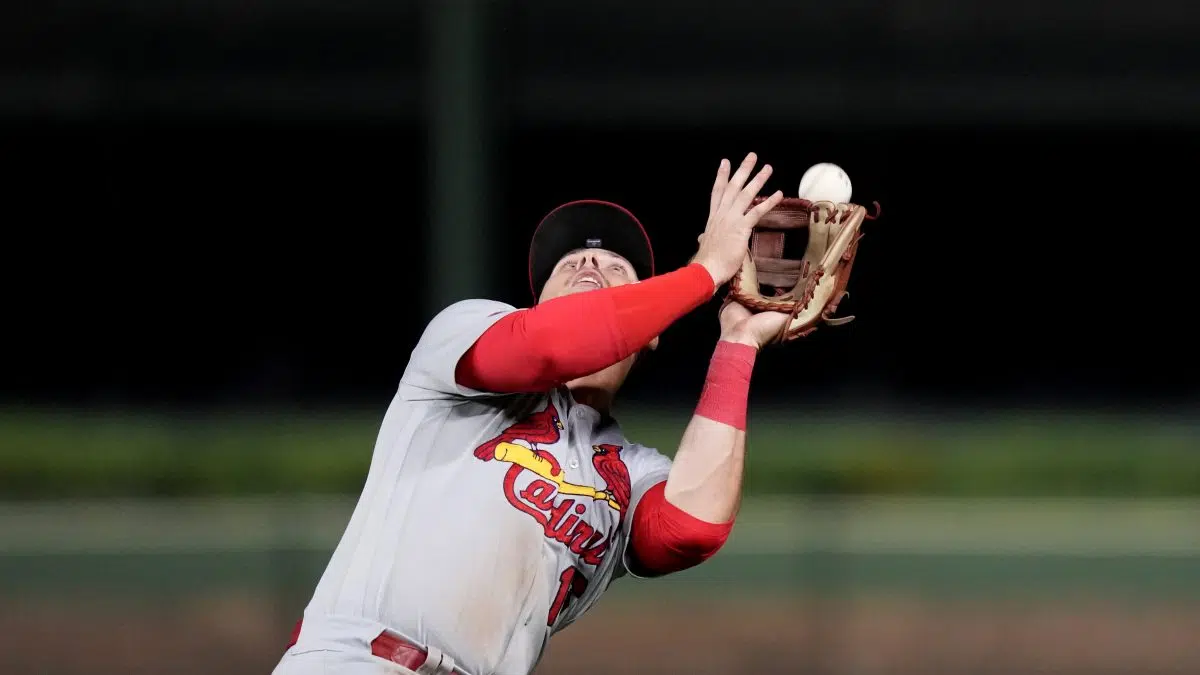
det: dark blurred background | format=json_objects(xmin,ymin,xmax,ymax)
[{"xmin": 3, "ymin": 1, "xmax": 1198, "ymax": 674}]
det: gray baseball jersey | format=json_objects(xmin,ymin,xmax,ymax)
[{"xmin": 289, "ymin": 299, "xmax": 674, "ymax": 675}]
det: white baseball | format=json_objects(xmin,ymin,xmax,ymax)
[{"xmin": 797, "ymin": 163, "xmax": 852, "ymax": 203}]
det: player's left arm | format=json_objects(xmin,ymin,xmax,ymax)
[{"xmin": 626, "ymin": 304, "xmax": 787, "ymax": 577}]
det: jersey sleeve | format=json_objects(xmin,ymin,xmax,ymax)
[
  {"xmin": 399, "ymin": 298, "xmax": 520, "ymax": 400},
  {"xmin": 615, "ymin": 443, "xmax": 674, "ymax": 579}
]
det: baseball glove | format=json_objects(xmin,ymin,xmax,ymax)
[{"xmin": 727, "ymin": 196, "xmax": 880, "ymax": 342}]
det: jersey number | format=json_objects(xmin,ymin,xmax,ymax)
[{"xmin": 547, "ymin": 565, "xmax": 588, "ymax": 626}]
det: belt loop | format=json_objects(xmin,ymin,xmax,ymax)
[{"xmin": 415, "ymin": 645, "xmax": 445, "ymax": 675}]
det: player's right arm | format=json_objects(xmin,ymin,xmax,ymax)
[
  {"xmin": 396, "ymin": 269, "xmax": 718, "ymax": 399},
  {"xmin": 455, "ymin": 153, "xmax": 782, "ymax": 395},
  {"xmin": 453, "ymin": 264, "xmax": 714, "ymax": 393}
]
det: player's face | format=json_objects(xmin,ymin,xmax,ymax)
[{"xmin": 539, "ymin": 248, "xmax": 638, "ymax": 302}]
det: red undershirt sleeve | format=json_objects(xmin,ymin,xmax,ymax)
[
  {"xmin": 455, "ymin": 263, "xmax": 715, "ymax": 393},
  {"xmin": 627, "ymin": 480, "xmax": 734, "ymax": 576}
]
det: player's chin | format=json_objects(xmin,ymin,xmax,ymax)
[
  {"xmin": 543, "ymin": 282, "xmax": 607, "ymax": 301},
  {"xmin": 562, "ymin": 283, "xmax": 605, "ymax": 296}
]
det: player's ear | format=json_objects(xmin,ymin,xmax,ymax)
[{"xmin": 646, "ymin": 336, "xmax": 660, "ymax": 351}]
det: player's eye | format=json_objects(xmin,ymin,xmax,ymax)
[{"xmin": 609, "ymin": 264, "xmax": 628, "ymax": 275}]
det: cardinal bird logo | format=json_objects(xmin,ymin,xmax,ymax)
[
  {"xmin": 590, "ymin": 443, "xmax": 631, "ymax": 517},
  {"xmin": 473, "ymin": 403, "xmax": 631, "ymax": 515},
  {"xmin": 473, "ymin": 402, "xmax": 565, "ymax": 461}
]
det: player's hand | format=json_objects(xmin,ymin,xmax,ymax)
[
  {"xmin": 718, "ymin": 300, "xmax": 790, "ymax": 350},
  {"xmin": 692, "ymin": 153, "xmax": 784, "ymax": 287}
]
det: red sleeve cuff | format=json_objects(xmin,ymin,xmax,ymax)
[
  {"xmin": 694, "ymin": 340, "xmax": 757, "ymax": 430},
  {"xmin": 628, "ymin": 481, "xmax": 734, "ymax": 576}
]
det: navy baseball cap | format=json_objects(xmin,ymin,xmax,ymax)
[{"xmin": 527, "ymin": 199, "xmax": 656, "ymax": 302}]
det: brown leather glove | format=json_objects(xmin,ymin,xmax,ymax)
[{"xmin": 726, "ymin": 196, "xmax": 880, "ymax": 342}]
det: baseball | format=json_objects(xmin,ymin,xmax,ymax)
[{"xmin": 797, "ymin": 162, "xmax": 852, "ymax": 203}]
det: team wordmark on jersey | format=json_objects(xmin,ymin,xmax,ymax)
[
  {"xmin": 474, "ymin": 402, "xmax": 635, "ymax": 625},
  {"xmin": 473, "ymin": 402, "xmax": 632, "ymax": 568}
]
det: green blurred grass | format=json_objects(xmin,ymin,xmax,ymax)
[
  {"xmin": 6, "ymin": 549, "xmax": 1198, "ymax": 601},
  {"xmin": 2, "ymin": 407, "xmax": 1197, "ymax": 499}
]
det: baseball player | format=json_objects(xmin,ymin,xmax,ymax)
[{"xmin": 273, "ymin": 153, "xmax": 788, "ymax": 675}]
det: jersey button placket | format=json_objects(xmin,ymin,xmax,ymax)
[{"xmin": 566, "ymin": 407, "xmax": 587, "ymax": 469}]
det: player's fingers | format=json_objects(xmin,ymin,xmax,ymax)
[
  {"xmin": 709, "ymin": 158, "xmax": 730, "ymax": 215},
  {"xmin": 718, "ymin": 152, "xmax": 758, "ymax": 212},
  {"xmin": 745, "ymin": 190, "xmax": 784, "ymax": 225},
  {"xmin": 731, "ymin": 164, "xmax": 774, "ymax": 217}
]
